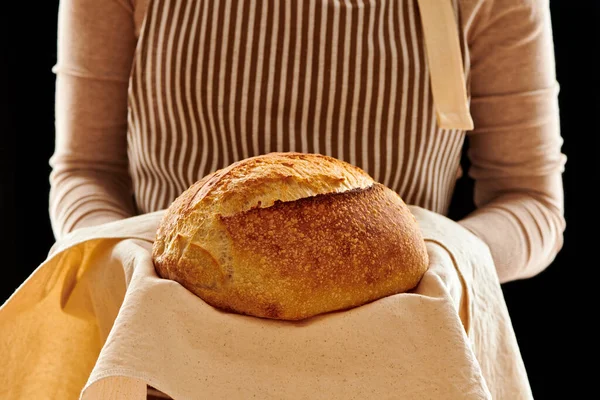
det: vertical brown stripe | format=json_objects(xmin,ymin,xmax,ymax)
[
  {"xmin": 408, "ymin": 0, "xmax": 430, "ymax": 203},
  {"xmin": 446, "ymin": 0, "xmax": 468, "ymax": 211},
  {"xmin": 260, "ymin": 0, "xmax": 278, "ymax": 154},
  {"xmin": 397, "ymin": 0, "xmax": 419, "ymax": 199},
  {"xmin": 146, "ymin": 0, "xmax": 169, "ymax": 211},
  {"xmin": 282, "ymin": 0, "xmax": 298, "ymax": 153},
  {"xmin": 235, "ymin": 0, "xmax": 253, "ymax": 160},
  {"xmin": 379, "ymin": 0, "xmax": 393, "ymax": 187},
  {"xmin": 127, "ymin": 111, "xmax": 142, "ymax": 214},
  {"xmin": 444, "ymin": 131, "xmax": 465, "ymax": 213},
  {"xmin": 226, "ymin": 0, "xmax": 246, "ymax": 163},
  {"xmin": 166, "ymin": 0, "xmax": 188, "ymax": 196},
  {"xmin": 175, "ymin": 0, "xmax": 195, "ymax": 189},
  {"xmin": 390, "ymin": 0, "xmax": 409, "ymax": 192},
  {"xmin": 127, "ymin": 44, "xmax": 146, "ymax": 212},
  {"xmin": 321, "ymin": 1, "xmax": 339, "ymax": 157},
  {"xmin": 439, "ymin": 129, "xmax": 456, "ymax": 211},
  {"xmin": 373, "ymin": 0, "xmax": 390, "ymax": 183},
  {"xmin": 305, "ymin": 0, "xmax": 323, "ymax": 154},
  {"xmin": 210, "ymin": 0, "xmax": 228, "ymax": 168},
  {"xmin": 189, "ymin": 0, "xmax": 208, "ymax": 182},
  {"xmin": 246, "ymin": 1, "xmax": 266, "ymax": 156},
  {"xmin": 127, "ymin": 31, "xmax": 142, "ymax": 211},
  {"xmin": 429, "ymin": 129, "xmax": 452, "ymax": 212},
  {"xmin": 313, "ymin": 1, "xmax": 331, "ymax": 154},
  {"xmin": 221, "ymin": 0, "xmax": 241, "ymax": 164},
  {"xmin": 415, "ymin": 94, "xmax": 439, "ymax": 209},
  {"xmin": 350, "ymin": 0, "xmax": 364, "ymax": 167},
  {"xmin": 361, "ymin": 0, "xmax": 376, "ymax": 176},
  {"xmin": 419, "ymin": 106, "xmax": 438, "ymax": 209},
  {"xmin": 125, "ymin": 114, "xmax": 137, "ymax": 212},
  {"xmin": 257, "ymin": 0, "xmax": 275, "ymax": 154},
  {"xmin": 369, "ymin": 0, "xmax": 383, "ymax": 182},
  {"xmin": 273, "ymin": 0, "xmax": 289, "ymax": 153},
  {"xmin": 336, "ymin": 0, "xmax": 352, "ymax": 162},
  {"xmin": 295, "ymin": 0, "xmax": 312, "ymax": 153},
  {"xmin": 140, "ymin": 0, "xmax": 160, "ymax": 212},
  {"xmin": 134, "ymin": 0, "xmax": 155, "ymax": 213},
  {"xmin": 266, "ymin": 0, "xmax": 283, "ymax": 153},
  {"xmin": 406, "ymin": 63, "xmax": 431, "ymax": 205},
  {"xmin": 203, "ymin": 0, "xmax": 222, "ymax": 171},
  {"xmin": 389, "ymin": 0, "xmax": 402, "ymax": 190},
  {"xmin": 439, "ymin": 130, "xmax": 454, "ymax": 212},
  {"xmin": 453, "ymin": 135, "xmax": 467, "ymax": 211},
  {"xmin": 354, "ymin": 0, "xmax": 370, "ymax": 168},
  {"xmin": 343, "ymin": 0, "xmax": 359, "ymax": 164},
  {"xmin": 200, "ymin": 0, "xmax": 218, "ymax": 172},
  {"xmin": 197, "ymin": 0, "xmax": 214, "ymax": 175},
  {"xmin": 432, "ymin": 128, "xmax": 457, "ymax": 212},
  {"xmin": 382, "ymin": 0, "xmax": 398, "ymax": 188},
  {"xmin": 155, "ymin": 0, "xmax": 179, "ymax": 207},
  {"xmin": 331, "ymin": 1, "xmax": 344, "ymax": 160}
]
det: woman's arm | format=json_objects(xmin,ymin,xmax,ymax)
[
  {"xmin": 458, "ymin": 0, "xmax": 566, "ymax": 283},
  {"xmin": 50, "ymin": 0, "xmax": 138, "ymax": 239}
]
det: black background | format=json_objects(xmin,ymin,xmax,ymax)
[{"xmin": 2, "ymin": 1, "xmax": 597, "ymax": 398}]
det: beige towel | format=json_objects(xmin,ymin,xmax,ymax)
[{"xmin": 0, "ymin": 206, "xmax": 531, "ymax": 399}]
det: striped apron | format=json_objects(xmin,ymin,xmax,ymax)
[{"xmin": 126, "ymin": 0, "xmax": 473, "ymax": 218}]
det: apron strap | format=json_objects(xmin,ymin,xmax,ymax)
[{"xmin": 417, "ymin": 0, "xmax": 474, "ymax": 130}]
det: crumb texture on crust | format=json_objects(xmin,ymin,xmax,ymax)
[{"xmin": 152, "ymin": 152, "xmax": 428, "ymax": 320}]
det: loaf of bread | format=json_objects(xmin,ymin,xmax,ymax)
[{"xmin": 152, "ymin": 152, "xmax": 428, "ymax": 320}]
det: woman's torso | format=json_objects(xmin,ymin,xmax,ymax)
[{"xmin": 126, "ymin": 0, "xmax": 470, "ymax": 215}]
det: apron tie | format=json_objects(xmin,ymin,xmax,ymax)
[{"xmin": 417, "ymin": 0, "xmax": 474, "ymax": 130}]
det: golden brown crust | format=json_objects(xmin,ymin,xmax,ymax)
[
  {"xmin": 152, "ymin": 152, "xmax": 429, "ymax": 320},
  {"xmin": 190, "ymin": 151, "xmax": 373, "ymax": 217}
]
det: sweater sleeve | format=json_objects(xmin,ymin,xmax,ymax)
[
  {"xmin": 50, "ymin": 0, "xmax": 138, "ymax": 239},
  {"xmin": 458, "ymin": 0, "xmax": 566, "ymax": 283}
]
